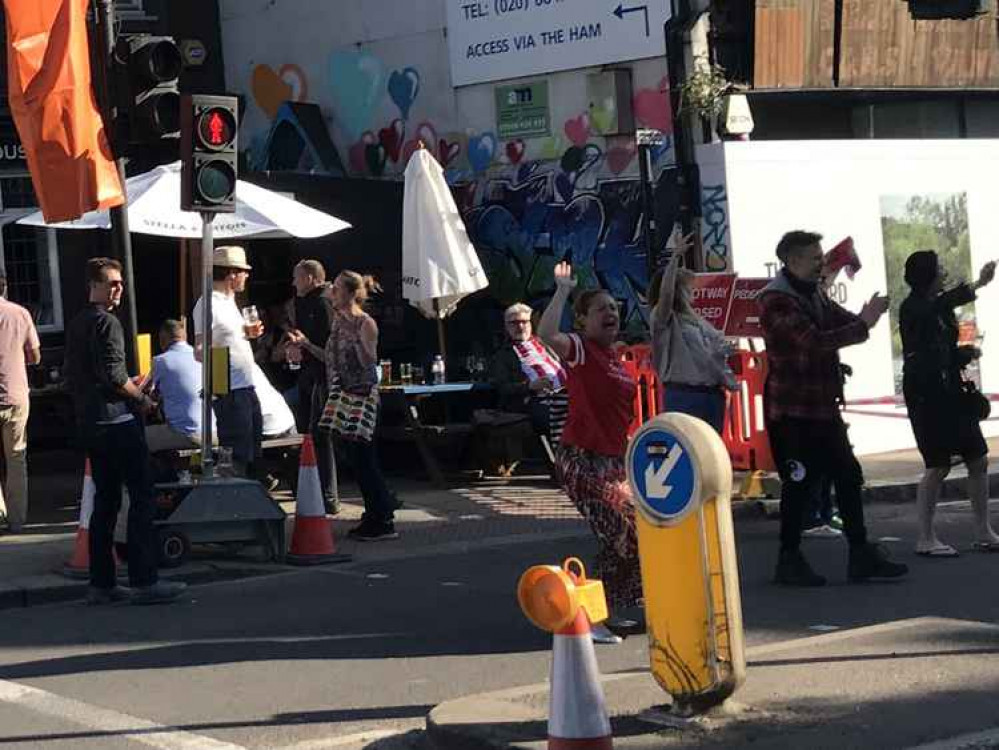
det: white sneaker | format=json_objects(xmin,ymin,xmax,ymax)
[
  {"xmin": 802, "ymin": 524, "xmax": 843, "ymax": 539},
  {"xmin": 591, "ymin": 623, "xmax": 623, "ymax": 645}
]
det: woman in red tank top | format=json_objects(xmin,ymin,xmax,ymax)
[{"xmin": 538, "ymin": 261, "xmax": 639, "ymax": 644}]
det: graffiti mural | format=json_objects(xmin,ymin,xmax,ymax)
[
  {"xmin": 233, "ymin": 25, "xmax": 678, "ymax": 325},
  {"xmin": 462, "ymin": 163, "xmax": 653, "ymax": 337},
  {"xmin": 701, "ymin": 183, "xmax": 731, "ymax": 272}
]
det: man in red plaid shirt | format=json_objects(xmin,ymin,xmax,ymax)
[{"xmin": 761, "ymin": 230, "xmax": 908, "ymax": 587}]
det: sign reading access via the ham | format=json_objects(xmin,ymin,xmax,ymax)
[{"xmin": 447, "ymin": 0, "xmax": 672, "ymax": 86}]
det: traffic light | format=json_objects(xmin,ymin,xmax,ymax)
[
  {"xmin": 180, "ymin": 94, "xmax": 239, "ymax": 213},
  {"xmin": 906, "ymin": 0, "xmax": 991, "ymax": 19},
  {"xmin": 113, "ymin": 35, "xmax": 182, "ymax": 146}
]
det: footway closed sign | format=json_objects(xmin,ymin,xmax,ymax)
[{"xmin": 446, "ymin": 0, "xmax": 672, "ymax": 86}]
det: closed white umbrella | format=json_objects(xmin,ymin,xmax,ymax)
[
  {"xmin": 402, "ymin": 145, "xmax": 488, "ymax": 356},
  {"xmin": 17, "ymin": 161, "xmax": 350, "ymax": 239}
]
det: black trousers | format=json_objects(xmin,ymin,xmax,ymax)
[
  {"xmin": 768, "ymin": 417, "xmax": 868, "ymax": 552},
  {"xmin": 87, "ymin": 418, "xmax": 159, "ymax": 589},
  {"xmin": 296, "ymin": 367, "xmax": 336, "ymax": 499},
  {"xmin": 213, "ymin": 386, "xmax": 262, "ymax": 474},
  {"xmin": 347, "ymin": 438, "xmax": 395, "ymax": 526}
]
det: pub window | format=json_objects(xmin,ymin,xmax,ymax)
[{"xmin": 0, "ymin": 176, "xmax": 63, "ymax": 332}]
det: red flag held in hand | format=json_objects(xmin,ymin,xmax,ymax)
[{"xmin": 824, "ymin": 237, "xmax": 862, "ymax": 280}]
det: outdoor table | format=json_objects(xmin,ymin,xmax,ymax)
[{"xmin": 378, "ymin": 382, "xmax": 492, "ymax": 486}]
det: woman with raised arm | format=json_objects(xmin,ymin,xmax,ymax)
[
  {"xmin": 901, "ymin": 251, "xmax": 998, "ymax": 557},
  {"xmin": 649, "ymin": 232, "xmax": 736, "ymax": 433},
  {"xmin": 538, "ymin": 261, "xmax": 639, "ymax": 644},
  {"xmin": 288, "ymin": 271, "xmax": 399, "ymax": 542}
]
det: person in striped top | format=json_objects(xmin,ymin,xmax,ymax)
[{"xmin": 490, "ymin": 303, "xmax": 569, "ymax": 452}]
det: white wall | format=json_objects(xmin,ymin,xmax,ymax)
[{"xmin": 698, "ymin": 139, "xmax": 999, "ymax": 455}]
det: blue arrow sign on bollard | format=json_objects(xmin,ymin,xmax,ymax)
[{"xmin": 628, "ymin": 425, "xmax": 699, "ymax": 526}]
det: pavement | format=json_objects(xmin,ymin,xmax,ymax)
[
  {"xmin": 1, "ymin": 450, "xmax": 999, "ymax": 749},
  {"xmin": 2, "ymin": 437, "xmax": 998, "ymax": 611}
]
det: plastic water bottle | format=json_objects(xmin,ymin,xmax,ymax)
[{"xmin": 431, "ymin": 355, "xmax": 446, "ymax": 385}]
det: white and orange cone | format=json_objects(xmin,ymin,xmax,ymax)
[
  {"xmin": 286, "ymin": 435, "xmax": 351, "ymax": 566},
  {"xmin": 63, "ymin": 459, "xmax": 97, "ymax": 579},
  {"xmin": 548, "ymin": 608, "xmax": 614, "ymax": 749}
]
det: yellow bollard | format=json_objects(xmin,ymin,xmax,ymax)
[{"xmin": 625, "ymin": 412, "xmax": 746, "ymax": 713}]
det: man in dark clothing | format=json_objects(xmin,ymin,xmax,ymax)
[
  {"xmin": 760, "ymin": 231, "xmax": 908, "ymax": 587},
  {"xmin": 287, "ymin": 260, "xmax": 338, "ymax": 513},
  {"xmin": 64, "ymin": 258, "xmax": 186, "ymax": 605}
]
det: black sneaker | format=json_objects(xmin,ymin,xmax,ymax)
[
  {"xmin": 324, "ymin": 497, "xmax": 341, "ymax": 516},
  {"xmin": 85, "ymin": 585, "xmax": 132, "ymax": 605},
  {"xmin": 131, "ymin": 580, "xmax": 188, "ymax": 605},
  {"xmin": 848, "ymin": 543, "xmax": 908, "ymax": 582},
  {"xmin": 348, "ymin": 522, "xmax": 399, "ymax": 542},
  {"xmin": 774, "ymin": 549, "xmax": 827, "ymax": 587}
]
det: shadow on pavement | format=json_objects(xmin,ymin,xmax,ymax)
[{"xmin": 0, "ymin": 704, "xmax": 435, "ymax": 746}]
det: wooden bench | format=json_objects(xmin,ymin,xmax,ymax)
[{"xmin": 172, "ymin": 434, "xmax": 304, "ymax": 459}]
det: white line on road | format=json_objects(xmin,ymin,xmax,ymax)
[
  {"xmin": 0, "ymin": 677, "xmax": 246, "ymax": 749},
  {"xmin": 272, "ymin": 729, "xmax": 407, "ymax": 749}
]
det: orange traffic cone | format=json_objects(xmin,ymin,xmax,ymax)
[
  {"xmin": 63, "ymin": 459, "xmax": 97, "ymax": 579},
  {"xmin": 548, "ymin": 608, "xmax": 614, "ymax": 749},
  {"xmin": 286, "ymin": 435, "xmax": 351, "ymax": 566}
]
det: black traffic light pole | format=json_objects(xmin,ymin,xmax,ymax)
[
  {"xmin": 199, "ymin": 213, "xmax": 215, "ymax": 479},
  {"xmin": 93, "ymin": 0, "xmax": 139, "ymax": 373},
  {"xmin": 181, "ymin": 95, "xmax": 240, "ymax": 478}
]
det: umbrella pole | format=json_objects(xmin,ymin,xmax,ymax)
[
  {"xmin": 200, "ymin": 214, "xmax": 216, "ymax": 479},
  {"xmin": 434, "ymin": 300, "xmax": 446, "ymax": 361}
]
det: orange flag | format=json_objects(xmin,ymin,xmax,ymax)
[{"xmin": 3, "ymin": 0, "xmax": 124, "ymax": 222}]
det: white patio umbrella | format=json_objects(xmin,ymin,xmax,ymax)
[
  {"xmin": 402, "ymin": 145, "xmax": 488, "ymax": 357},
  {"xmin": 18, "ymin": 161, "xmax": 351, "ymax": 239},
  {"xmin": 19, "ymin": 160, "xmax": 351, "ymax": 473}
]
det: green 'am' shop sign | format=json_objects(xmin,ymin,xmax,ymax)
[{"xmin": 494, "ymin": 81, "xmax": 551, "ymax": 140}]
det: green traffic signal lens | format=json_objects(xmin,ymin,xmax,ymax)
[{"xmin": 196, "ymin": 161, "xmax": 236, "ymax": 204}]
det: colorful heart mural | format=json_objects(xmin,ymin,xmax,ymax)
[
  {"xmin": 633, "ymin": 77, "xmax": 673, "ymax": 133},
  {"xmin": 251, "ymin": 63, "xmax": 309, "ymax": 120},
  {"xmin": 388, "ymin": 67, "xmax": 421, "ymax": 120},
  {"xmin": 505, "ymin": 139, "xmax": 526, "ymax": 165},
  {"xmin": 564, "ymin": 114, "xmax": 591, "ymax": 148},
  {"xmin": 328, "ymin": 50, "xmax": 386, "ymax": 141},
  {"xmin": 379, "ymin": 119, "xmax": 406, "ymax": 163},
  {"xmin": 467, "ymin": 132, "xmax": 497, "ymax": 173}
]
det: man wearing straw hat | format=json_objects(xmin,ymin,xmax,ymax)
[{"xmin": 193, "ymin": 246, "xmax": 264, "ymax": 478}]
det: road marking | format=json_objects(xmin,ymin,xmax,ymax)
[
  {"xmin": 272, "ymin": 729, "xmax": 407, "ymax": 748},
  {"xmin": 0, "ymin": 677, "xmax": 245, "ymax": 749}
]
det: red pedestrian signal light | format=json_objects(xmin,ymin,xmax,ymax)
[
  {"xmin": 181, "ymin": 95, "xmax": 238, "ymax": 213},
  {"xmin": 198, "ymin": 108, "xmax": 236, "ymax": 149}
]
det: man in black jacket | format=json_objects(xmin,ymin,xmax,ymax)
[
  {"xmin": 287, "ymin": 260, "xmax": 338, "ymax": 513},
  {"xmin": 64, "ymin": 258, "xmax": 186, "ymax": 606}
]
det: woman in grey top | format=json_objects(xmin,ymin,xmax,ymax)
[{"xmin": 649, "ymin": 234, "xmax": 736, "ymax": 433}]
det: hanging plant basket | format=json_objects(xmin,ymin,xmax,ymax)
[{"xmin": 679, "ymin": 62, "xmax": 732, "ymax": 120}]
